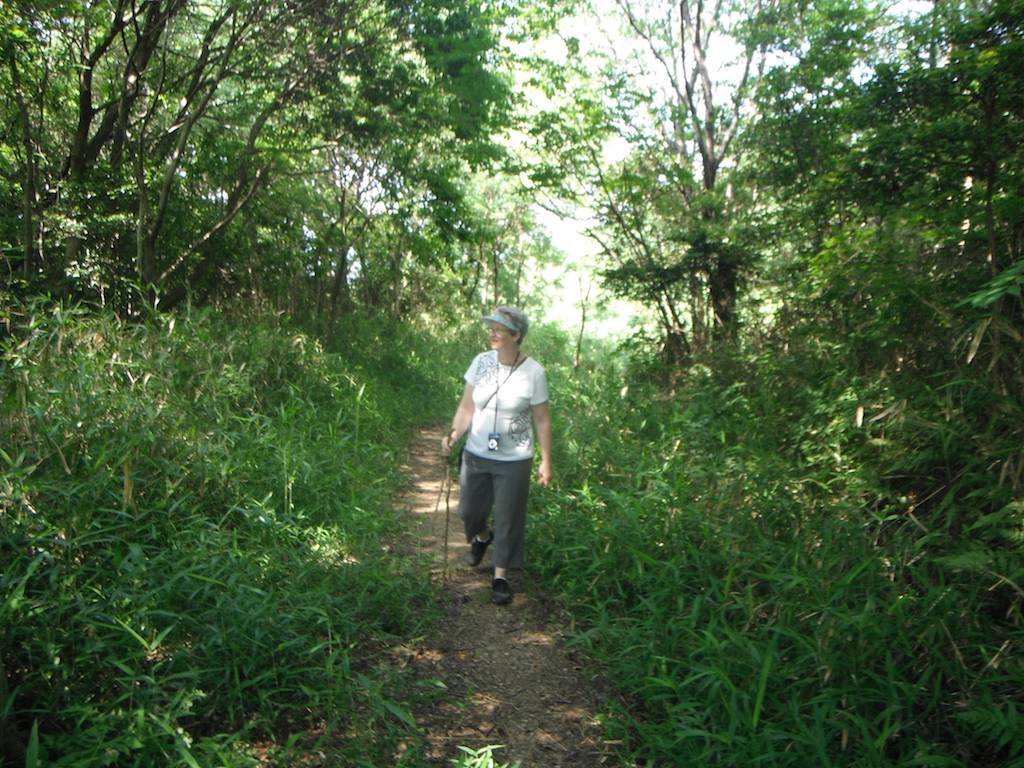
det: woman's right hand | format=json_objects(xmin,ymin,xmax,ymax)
[{"xmin": 446, "ymin": 385, "xmax": 475, "ymax": 457}]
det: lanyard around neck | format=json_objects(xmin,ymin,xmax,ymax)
[{"xmin": 490, "ymin": 351, "xmax": 523, "ymax": 432}]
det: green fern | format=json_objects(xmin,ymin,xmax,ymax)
[{"xmin": 956, "ymin": 700, "xmax": 1024, "ymax": 756}]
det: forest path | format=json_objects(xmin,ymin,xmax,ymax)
[{"xmin": 397, "ymin": 424, "xmax": 616, "ymax": 767}]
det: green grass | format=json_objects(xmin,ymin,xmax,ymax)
[
  {"xmin": 529, "ymin": 351, "xmax": 1024, "ymax": 767},
  {"xmin": 5, "ymin": 304, "xmax": 1020, "ymax": 766},
  {"xmin": 0, "ymin": 302, "xmax": 453, "ymax": 766}
]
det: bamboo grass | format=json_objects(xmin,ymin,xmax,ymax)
[
  {"xmin": 529, "ymin": 348, "xmax": 1024, "ymax": 767},
  {"xmin": 1, "ymin": 304, "xmax": 456, "ymax": 766}
]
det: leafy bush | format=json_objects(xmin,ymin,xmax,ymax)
[
  {"xmin": 1, "ymin": 303, "xmax": 448, "ymax": 766},
  {"xmin": 530, "ymin": 346, "xmax": 1023, "ymax": 767}
]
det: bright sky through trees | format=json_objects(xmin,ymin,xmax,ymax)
[
  {"xmin": 521, "ymin": 1, "xmax": 652, "ymax": 338},
  {"xmin": 527, "ymin": 0, "xmax": 935, "ymax": 340}
]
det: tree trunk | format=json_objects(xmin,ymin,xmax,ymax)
[
  {"xmin": 491, "ymin": 247, "xmax": 500, "ymax": 306},
  {"xmin": 573, "ymin": 279, "xmax": 592, "ymax": 371},
  {"xmin": 391, "ymin": 249, "xmax": 405, "ymax": 316},
  {"xmin": 8, "ymin": 54, "xmax": 39, "ymax": 276},
  {"xmin": 137, "ymin": 144, "xmax": 156, "ymax": 287},
  {"xmin": 709, "ymin": 256, "xmax": 737, "ymax": 336},
  {"xmin": 326, "ymin": 244, "xmax": 350, "ymax": 339},
  {"xmin": 982, "ymin": 87, "xmax": 998, "ymax": 277}
]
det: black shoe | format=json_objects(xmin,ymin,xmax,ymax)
[
  {"xmin": 463, "ymin": 533, "xmax": 493, "ymax": 567},
  {"xmin": 491, "ymin": 577, "xmax": 512, "ymax": 606}
]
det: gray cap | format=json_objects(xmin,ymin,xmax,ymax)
[{"xmin": 481, "ymin": 306, "xmax": 529, "ymax": 338}]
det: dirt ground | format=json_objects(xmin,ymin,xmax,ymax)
[{"xmin": 397, "ymin": 424, "xmax": 620, "ymax": 767}]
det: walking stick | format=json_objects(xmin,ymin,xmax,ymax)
[
  {"xmin": 443, "ymin": 458, "xmax": 452, "ymax": 581},
  {"xmin": 433, "ymin": 440, "xmax": 455, "ymax": 582}
]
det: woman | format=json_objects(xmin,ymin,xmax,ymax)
[{"xmin": 442, "ymin": 306, "xmax": 552, "ymax": 605}]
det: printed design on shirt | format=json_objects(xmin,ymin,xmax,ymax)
[
  {"xmin": 508, "ymin": 407, "xmax": 533, "ymax": 448},
  {"xmin": 473, "ymin": 353, "xmax": 499, "ymax": 388}
]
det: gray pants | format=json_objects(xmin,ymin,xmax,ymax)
[{"xmin": 459, "ymin": 451, "xmax": 533, "ymax": 569}]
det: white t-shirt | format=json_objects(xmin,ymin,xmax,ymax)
[{"xmin": 463, "ymin": 350, "xmax": 549, "ymax": 462}]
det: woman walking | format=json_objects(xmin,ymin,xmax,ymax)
[{"xmin": 442, "ymin": 307, "xmax": 552, "ymax": 605}]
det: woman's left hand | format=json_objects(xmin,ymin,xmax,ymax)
[
  {"xmin": 537, "ymin": 461, "xmax": 552, "ymax": 487},
  {"xmin": 532, "ymin": 401, "xmax": 553, "ymax": 488}
]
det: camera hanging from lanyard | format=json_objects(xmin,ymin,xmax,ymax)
[{"xmin": 486, "ymin": 352, "xmax": 523, "ymax": 451}]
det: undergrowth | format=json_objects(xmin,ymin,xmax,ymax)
[
  {"xmin": 0, "ymin": 302, "xmax": 452, "ymax": 766},
  {"xmin": 531, "ymin": 347, "xmax": 1024, "ymax": 767}
]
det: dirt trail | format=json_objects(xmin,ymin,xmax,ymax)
[{"xmin": 397, "ymin": 424, "xmax": 617, "ymax": 767}]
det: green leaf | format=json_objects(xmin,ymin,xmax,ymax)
[
  {"xmin": 751, "ymin": 630, "xmax": 778, "ymax": 731},
  {"xmin": 936, "ymin": 550, "xmax": 993, "ymax": 571},
  {"xmin": 25, "ymin": 720, "xmax": 39, "ymax": 768},
  {"xmin": 907, "ymin": 756, "xmax": 964, "ymax": 766},
  {"xmin": 381, "ymin": 697, "xmax": 417, "ymax": 728}
]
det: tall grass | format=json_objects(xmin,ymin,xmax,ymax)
[
  {"xmin": 1, "ymin": 302, "xmax": 452, "ymax": 766},
  {"xmin": 530, "ymin": 349, "xmax": 1024, "ymax": 767}
]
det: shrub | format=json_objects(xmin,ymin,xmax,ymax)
[
  {"xmin": 530, "ymin": 347, "xmax": 1024, "ymax": 767},
  {"xmin": 1, "ymin": 303, "xmax": 445, "ymax": 766}
]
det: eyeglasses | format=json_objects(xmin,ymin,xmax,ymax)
[{"xmin": 487, "ymin": 325, "xmax": 509, "ymax": 336}]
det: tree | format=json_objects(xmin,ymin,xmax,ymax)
[
  {"xmin": 613, "ymin": 0, "xmax": 775, "ymax": 336},
  {"xmin": 0, "ymin": 0, "xmax": 516, "ymax": 316},
  {"xmin": 519, "ymin": 0, "xmax": 782, "ymax": 359}
]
